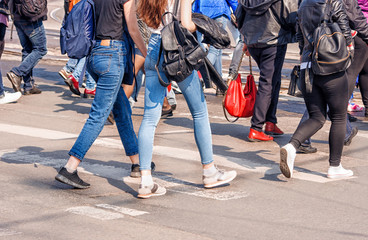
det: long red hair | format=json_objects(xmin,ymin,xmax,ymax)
[{"xmin": 137, "ymin": 0, "xmax": 168, "ymax": 29}]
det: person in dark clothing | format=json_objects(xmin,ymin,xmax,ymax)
[
  {"xmin": 237, "ymin": 0, "xmax": 298, "ymax": 142},
  {"xmin": 6, "ymin": 0, "xmax": 48, "ymax": 95},
  {"xmin": 280, "ymin": 0, "xmax": 354, "ymax": 180},
  {"xmin": 295, "ymin": 0, "xmax": 368, "ymax": 153}
]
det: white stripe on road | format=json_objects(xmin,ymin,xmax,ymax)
[
  {"xmin": 0, "ymin": 228, "xmax": 22, "ymax": 237},
  {"xmin": 0, "ymin": 123, "xmax": 357, "ymax": 185},
  {"xmin": 95, "ymin": 204, "xmax": 148, "ymax": 216},
  {"xmin": 66, "ymin": 206, "xmax": 124, "ymax": 220},
  {"xmin": 0, "ymin": 123, "xmax": 77, "ymax": 140},
  {"xmin": 0, "ymin": 149, "xmax": 248, "ymax": 200}
]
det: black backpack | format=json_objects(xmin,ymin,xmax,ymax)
[
  {"xmin": 156, "ymin": 0, "xmax": 206, "ymax": 87},
  {"xmin": 15, "ymin": 0, "xmax": 47, "ymax": 19}
]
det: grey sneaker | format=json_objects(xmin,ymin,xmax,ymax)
[
  {"xmin": 203, "ymin": 167, "xmax": 237, "ymax": 189},
  {"xmin": 137, "ymin": 183, "xmax": 166, "ymax": 199}
]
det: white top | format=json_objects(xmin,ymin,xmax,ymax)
[{"xmin": 148, "ymin": 0, "xmax": 181, "ymax": 34}]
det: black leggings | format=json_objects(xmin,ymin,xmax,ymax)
[
  {"xmin": 290, "ymin": 71, "xmax": 348, "ymax": 166},
  {"xmin": 358, "ymin": 58, "xmax": 368, "ymax": 109}
]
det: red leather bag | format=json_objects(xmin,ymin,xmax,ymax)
[{"xmin": 223, "ymin": 56, "xmax": 257, "ymax": 122}]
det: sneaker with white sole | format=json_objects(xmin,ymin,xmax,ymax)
[
  {"xmin": 137, "ymin": 183, "xmax": 166, "ymax": 199},
  {"xmin": 203, "ymin": 167, "xmax": 237, "ymax": 189},
  {"xmin": 327, "ymin": 164, "xmax": 353, "ymax": 179},
  {"xmin": 280, "ymin": 143, "xmax": 296, "ymax": 178},
  {"xmin": 0, "ymin": 91, "xmax": 21, "ymax": 104}
]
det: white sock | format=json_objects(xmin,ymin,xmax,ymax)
[
  {"xmin": 203, "ymin": 165, "xmax": 217, "ymax": 176},
  {"xmin": 141, "ymin": 175, "xmax": 153, "ymax": 186},
  {"xmin": 65, "ymin": 166, "xmax": 76, "ymax": 173}
]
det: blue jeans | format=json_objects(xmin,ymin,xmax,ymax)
[
  {"xmin": 12, "ymin": 19, "xmax": 47, "ymax": 91},
  {"xmin": 69, "ymin": 40, "xmax": 138, "ymax": 160},
  {"xmin": 138, "ymin": 34, "xmax": 214, "ymax": 170},
  {"xmin": 204, "ymin": 15, "xmax": 228, "ymax": 76},
  {"xmin": 72, "ymin": 57, "xmax": 95, "ymax": 90},
  {"xmin": 64, "ymin": 58, "xmax": 78, "ymax": 73}
]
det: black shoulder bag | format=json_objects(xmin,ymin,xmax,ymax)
[
  {"xmin": 155, "ymin": 0, "xmax": 207, "ymax": 87},
  {"xmin": 311, "ymin": 0, "xmax": 351, "ymax": 76}
]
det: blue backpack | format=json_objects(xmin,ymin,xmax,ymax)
[{"xmin": 60, "ymin": 0, "xmax": 95, "ymax": 59}]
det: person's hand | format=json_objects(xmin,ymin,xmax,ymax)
[
  {"xmin": 242, "ymin": 44, "xmax": 250, "ymax": 56},
  {"xmin": 347, "ymin": 43, "xmax": 354, "ymax": 52}
]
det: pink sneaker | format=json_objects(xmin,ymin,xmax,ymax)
[{"xmin": 348, "ymin": 103, "xmax": 364, "ymax": 112}]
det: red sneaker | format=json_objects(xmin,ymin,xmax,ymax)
[
  {"xmin": 83, "ymin": 88, "xmax": 96, "ymax": 98},
  {"xmin": 248, "ymin": 128, "xmax": 273, "ymax": 142},
  {"xmin": 64, "ymin": 75, "xmax": 80, "ymax": 95},
  {"xmin": 265, "ymin": 122, "xmax": 284, "ymax": 135}
]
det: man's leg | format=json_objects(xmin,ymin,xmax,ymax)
[{"xmin": 11, "ymin": 20, "xmax": 47, "ymax": 92}]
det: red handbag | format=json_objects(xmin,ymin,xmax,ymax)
[{"xmin": 223, "ymin": 56, "xmax": 257, "ymax": 122}]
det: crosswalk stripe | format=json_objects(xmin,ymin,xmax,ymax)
[
  {"xmin": 1, "ymin": 123, "xmax": 358, "ymax": 184},
  {"xmin": 66, "ymin": 206, "xmax": 124, "ymax": 220},
  {"xmin": 95, "ymin": 204, "xmax": 148, "ymax": 216},
  {"xmin": 0, "ymin": 228, "xmax": 22, "ymax": 237}
]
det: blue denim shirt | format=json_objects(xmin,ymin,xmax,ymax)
[{"xmin": 192, "ymin": 0, "xmax": 238, "ymax": 20}]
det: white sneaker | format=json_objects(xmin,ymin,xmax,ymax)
[
  {"xmin": 203, "ymin": 167, "xmax": 237, "ymax": 189},
  {"xmin": 327, "ymin": 164, "xmax": 353, "ymax": 179},
  {"xmin": 0, "ymin": 91, "xmax": 21, "ymax": 104},
  {"xmin": 280, "ymin": 143, "xmax": 296, "ymax": 178},
  {"xmin": 137, "ymin": 183, "xmax": 166, "ymax": 199}
]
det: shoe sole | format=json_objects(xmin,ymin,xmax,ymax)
[
  {"xmin": 264, "ymin": 131, "xmax": 284, "ymax": 136},
  {"xmin": 55, "ymin": 174, "xmax": 90, "ymax": 189},
  {"xmin": 327, "ymin": 173, "xmax": 353, "ymax": 179},
  {"xmin": 280, "ymin": 148, "xmax": 291, "ymax": 178},
  {"xmin": 64, "ymin": 79, "xmax": 81, "ymax": 95},
  {"xmin": 83, "ymin": 93, "xmax": 95, "ymax": 99},
  {"xmin": 7, "ymin": 73, "xmax": 21, "ymax": 92},
  {"xmin": 204, "ymin": 172, "xmax": 237, "ymax": 189},
  {"xmin": 247, "ymin": 137, "xmax": 273, "ymax": 142},
  {"xmin": 137, "ymin": 191, "xmax": 166, "ymax": 199}
]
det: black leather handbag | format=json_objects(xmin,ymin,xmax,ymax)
[
  {"xmin": 311, "ymin": 0, "xmax": 351, "ymax": 76},
  {"xmin": 156, "ymin": 0, "xmax": 206, "ymax": 87},
  {"xmin": 287, "ymin": 65, "xmax": 303, "ymax": 97}
]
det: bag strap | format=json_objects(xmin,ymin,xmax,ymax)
[{"xmin": 323, "ymin": 0, "xmax": 332, "ymax": 23}]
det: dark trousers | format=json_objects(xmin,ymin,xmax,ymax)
[
  {"xmin": 248, "ymin": 45, "xmax": 287, "ymax": 131},
  {"xmin": 347, "ymin": 36, "xmax": 368, "ymax": 98},
  {"xmin": 291, "ymin": 71, "xmax": 348, "ymax": 166}
]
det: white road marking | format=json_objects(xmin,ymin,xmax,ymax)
[
  {"xmin": 0, "ymin": 228, "xmax": 22, "ymax": 237},
  {"xmin": 66, "ymin": 206, "xmax": 124, "ymax": 220},
  {"xmin": 95, "ymin": 204, "xmax": 148, "ymax": 216},
  {"xmin": 0, "ymin": 122, "xmax": 359, "ymax": 188},
  {"xmin": 0, "ymin": 123, "xmax": 77, "ymax": 140}
]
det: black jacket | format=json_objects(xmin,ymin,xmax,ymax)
[
  {"xmin": 297, "ymin": 0, "xmax": 352, "ymax": 62},
  {"xmin": 10, "ymin": 0, "xmax": 48, "ymax": 22},
  {"xmin": 237, "ymin": 0, "xmax": 298, "ymax": 48},
  {"xmin": 342, "ymin": 0, "xmax": 368, "ymax": 44}
]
